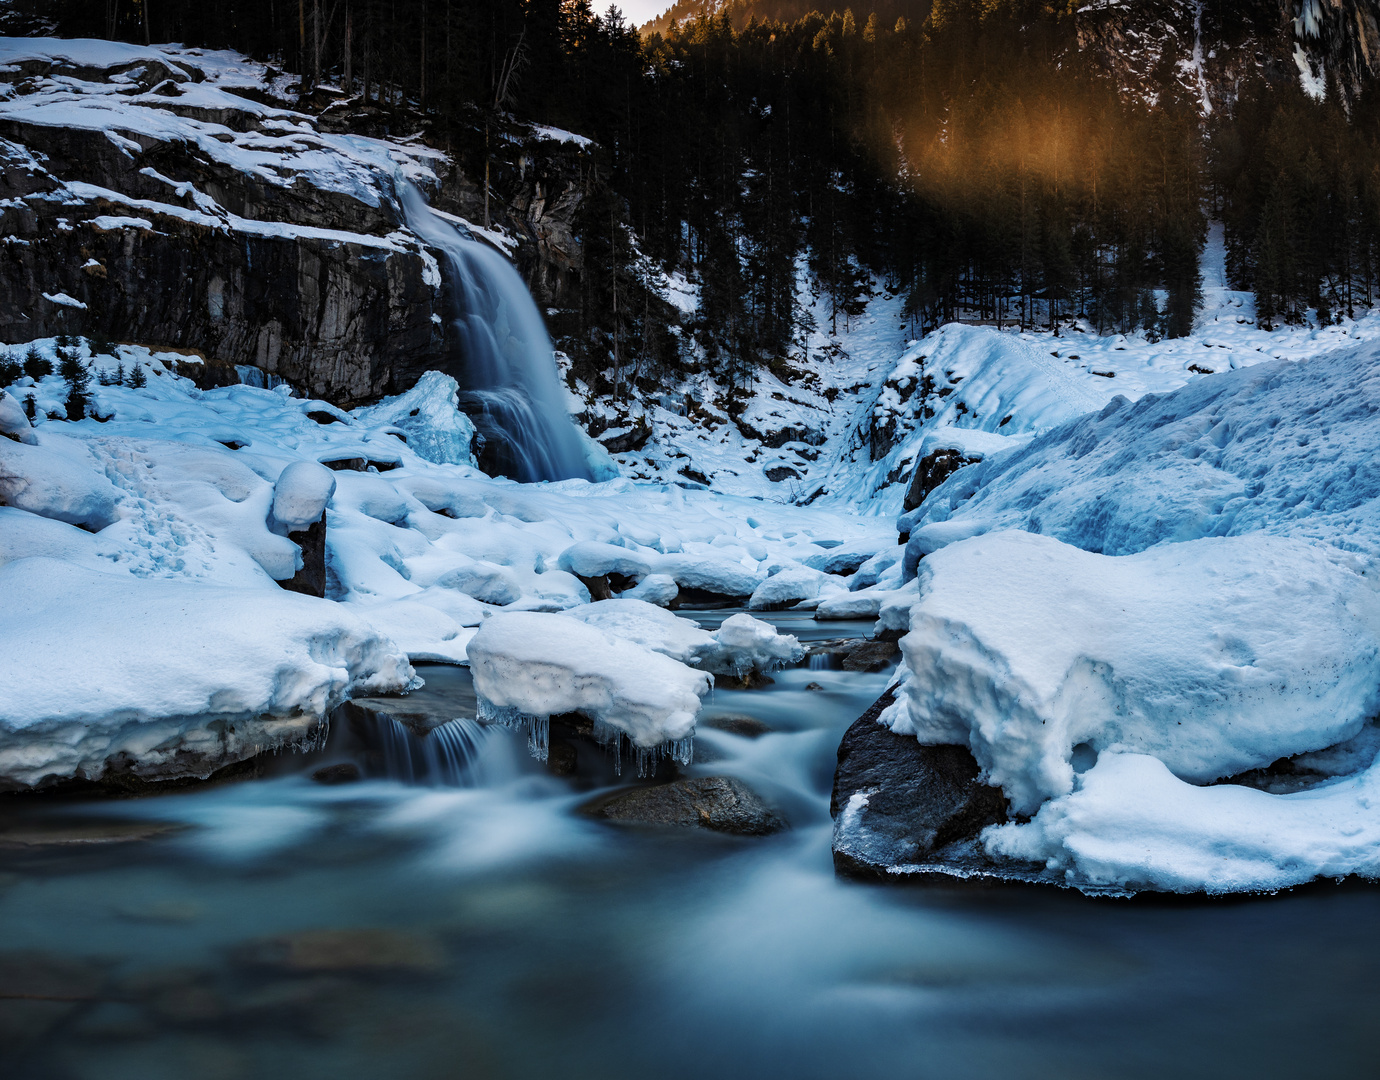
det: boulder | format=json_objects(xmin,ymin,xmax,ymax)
[
  {"xmin": 831, "ymin": 689, "xmax": 1012, "ymax": 881},
  {"xmin": 583, "ymin": 776, "xmax": 786, "ymax": 835}
]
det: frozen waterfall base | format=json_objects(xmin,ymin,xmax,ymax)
[{"xmin": 830, "ymin": 689, "xmax": 1050, "ymax": 887}]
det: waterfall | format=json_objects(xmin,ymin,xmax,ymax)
[{"xmin": 398, "ymin": 184, "xmax": 593, "ymax": 483}]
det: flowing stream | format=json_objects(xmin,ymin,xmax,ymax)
[
  {"xmin": 2, "ymin": 613, "xmax": 1378, "ymax": 1078},
  {"xmin": 398, "ymin": 184, "xmax": 592, "ymax": 483}
]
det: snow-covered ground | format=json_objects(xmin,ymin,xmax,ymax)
[{"xmin": 0, "ymin": 336, "xmax": 882, "ymax": 788}]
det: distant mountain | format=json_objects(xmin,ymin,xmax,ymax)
[
  {"xmin": 645, "ymin": 0, "xmax": 1380, "ymax": 109},
  {"xmin": 641, "ymin": 0, "xmax": 931, "ymax": 37}
]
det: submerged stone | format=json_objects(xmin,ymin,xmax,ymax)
[{"xmin": 582, "ymin": 776, "xmax": 786, "ymax": 836}]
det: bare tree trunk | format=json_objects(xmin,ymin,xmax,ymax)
[
  {"xmin": 343, "ymin": 4, "xmax": 352, "ymax": 91},
  {"xmin": 142, "ymin": 0, "xmax": 151, "ymax": 44}
]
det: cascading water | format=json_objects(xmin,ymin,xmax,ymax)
[{"xmin": 398, "ymin": 184, "xmax": 593, "ymax": 483}]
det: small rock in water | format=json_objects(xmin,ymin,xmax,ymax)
[
  {"xmin": 237, "ymin": 928, "xmax": 444, "ymax": 975},
  {"xmin": 702, "ymin": 714, "xmax": 773, "ymax": 739},
  {"xmin": 840, "ymin": 639, "xmax": 900, "ymax": 672},
  {"xmin": 311, "ymin": 762, "xmax": 362, "ymax": 785},
  {"xmin": 715, "ymin": 669, "xmax": 775, "ymax": 690},
  {"xmin": 582, "ymin": 776, "xmax": 786, "ymax": 835},
  {"xmin": 806, "ymin": 682, "xmax": 825, "ymax": 691}
]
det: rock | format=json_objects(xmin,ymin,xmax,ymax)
[
  {"xmin": 546, "ymin": 739, "xmax": 577, "ymax": 776},
  {"xmin": 0, "ymin": 815, "xmax": 181, "ymax": 849},
  {"xmin": 805, "ymin": 682, "xmax": 825, "ymax": 691},
  {"xmin": 237, "ymin": 928, "xmax": 444, "ymax": 975},
  {"xmin": 902, "ymin": 448, "xmax": 982, "ymax": 513},
  {"xmin": 840, "ymin": 639, "xmax": 900, "ymax": 672},
  {"xmin": 702, "ymin": 714, "xmax": 773, "ymax": 739},
  {"xmin": 582, "ymin": 776, "xmax": 786, "ymax": 835},
  {"xmin": 831, "ymin": 689, "xmax": 1011, "ymax": 881},
  {"xmin": 311, "ymin": 762, "xmax": 361, "ymax": 785},
  {"xmin": 714, "ymin": 669, "xmax": 775, "ymax": 690},
  {"xmin": 282, "ymin": 514, "xmax": 327, "ymax": 597}
]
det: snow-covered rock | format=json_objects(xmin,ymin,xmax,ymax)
[
  {"xmin": 0, "ymin": 391, "xmax": 36, "ymax": 444},
  {"xmin": 467, "ymin": 611, "xmax": 711, "ymax": 764},
  {"xmin": 0, "ymin": 432, "xmax": 121, "ymax": 530},
  {"xmin": 272, "ymin": 460, "xmax": 337, "ymax": 531},
  {"xmin": 884, "ymin": 530, "xmax": 1380, "ymax": 818},
  {"xmin": 0, "ymin": 558, "xmax": 417, "ymax": 789}
]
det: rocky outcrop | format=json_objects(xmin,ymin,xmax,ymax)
[
  {"xmin": 831, "ymin": 689, "xmax": 1018, "ymax": 882},
  {"xmin": 1074, "ymin": 1, "xmax": 1380, "ymax": 110}
]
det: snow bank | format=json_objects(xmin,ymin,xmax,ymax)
[
  {"xmin": 986, "ymin": 750, "xmax": 1380, "ymax": 895},
  {"xmin": 467, "ymin": 611, "xmax": 711, "ymax": 766},
  {"xmin": 0, "ymin": 558, "xmax": 416, "ymax": 789},
  {"xmin": 0, "ymin": 432, "xmax": 122, "ymax": 531},
  {"xmin": 908, "ymin": 348, "xmax": 1380, "ymax": 559}
]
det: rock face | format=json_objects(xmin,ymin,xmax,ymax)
[
  {"xmin": 831, "ymin": 689, "xmax": 1012, "ymax": 881},
  {"xmin": 902, "ymin": 448, "xmax": 980, "ymax": 513},
  {"xmin": 584, "ymin": 776, "xmax": 787, "ymax": 835},
  {"xmin": 1075, "ymin": 1, "xmax": 1380, "ymax": 110},
  {"xmin": 0, "ymin": 42, "xmax": 596, "ymax": 406}
]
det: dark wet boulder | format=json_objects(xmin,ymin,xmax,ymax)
[
  {"xmin": 582, "ymin": 776, "xmax": 786, "ymax": 835},
  {"xmin": 902, "ymin": 448, "xmax": 982, "ymax": 513},
  {"xmin": 831, "ymin": 689, "xmax": 1011, "ymax": 880},
  {"xmin": 839, "ymin": 639, "xmax": 900, "ymax": 672}
]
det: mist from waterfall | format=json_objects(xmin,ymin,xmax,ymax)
[{"xmin": 399, "ymin": 184, "xmax": 593, "ymax": 483}]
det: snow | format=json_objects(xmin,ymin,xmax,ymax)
[
  {"xmin": 0, "ymin": 557, "xmax": 416, "ymax": 789},
  {"xmin": 530, "ymin": 124, "xmax": 592, "ymax": 149},
  {"xmin": 467, "ymin": 610, "xmax": 710, "ymax": 757},
  {"xmin": 271, "ymin": 460, "xmax": 336, "ymax": 531},
  {"xmin": 0, "ymin": 431, "xmax": 122, "ymax": 530},
  {"xmin": 883, "ymin": 530, "xmax": 1380, "ymax": 818},
  {"xmin": 41, "ymin": 291, "xmax": 87, "ymax": 308},
  {"xmin": 0, "ymin": 339, "xmax": 879, "ymax": 786},
  {"xmin": 564, "ymin": 600, "xmax": 803, "ymax": 677},
  {"xmin": 874, "ymin": 337, "xmax": 1380, "ymax": 893}
]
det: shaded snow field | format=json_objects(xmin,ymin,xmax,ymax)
[{"xmin": 0, "ymin": 338, "xmax": 883, "ymax": 789}]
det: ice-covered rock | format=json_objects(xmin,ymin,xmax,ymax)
[
  {"xmin": 621, "ymin": 573, "xmax": 679, "ymax": 606},
  {"xmin": 696, "ymin": 613, "xmax": 805, "ymax": 677},
  {"xmin": 556, "ymin": 540, "xmax": 654, "ymax": 581},
  {"xmin": 0, "ymin": 558, "xmax": 417, "ymax": 789},
  {"xmin": 748, "ymin": 565, "xmax": 832, "ymax": 610},
  {"xmin": 351, "ymin": 372, "xmax": 478, "ymax": 466},
  {"xmin": 884, "ymin": 530, "xmax": 1380, "ymax": 817},
  {"xmin": 565, "ymin": 599, "xmax": 713, "ymax": 664},
  {"xmin": 272, "ymin": 460, "xmax": 337, "ymax": 531},
  {"xmin": 655, "ymin": 553, "xmax": 763, "ymax": 598},
  {"xmin": 467, "ymin": 611, "xmax": 711, "ymax": 765},
  {"xmin": 907, "ymin": 349, "xmax": 1380, "ymax": 559}
]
